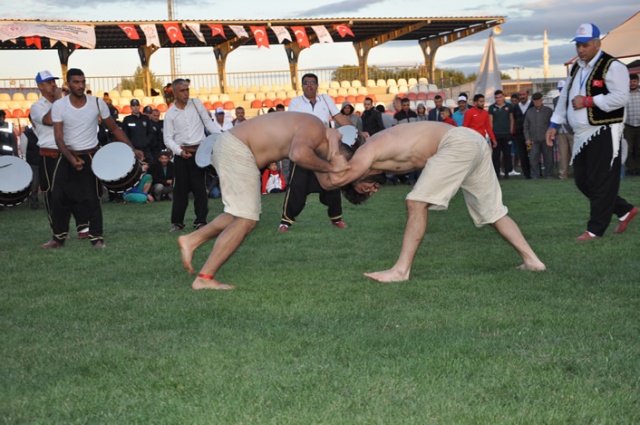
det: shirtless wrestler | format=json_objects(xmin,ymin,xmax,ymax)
[
  {"xmin": 178, "ymin": 112, "xmax": 348, "ymax": 290},
  {"xmin": 317, "ymin": 122, "xmax": 546, "ymax": 282}
]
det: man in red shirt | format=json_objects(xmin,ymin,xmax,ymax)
[{"xmin": 463, "ymin": 94, "xmax": 497, "ymax": 148}]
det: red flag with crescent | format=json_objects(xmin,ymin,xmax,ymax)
[
  {"xmin": 119, "ymin": 24, "xmax": 140, "ymax": 40},
  {"xmin": 164, "ymin": 22, "xmax": 186, "ymax": 44},
  {"xmin": 25, "ymin": 36, "xmax": 42, "ymax": 50},
  {"xmin": 334, "ymin": 24, "xmax": 354, "ymax": 38},
  {"xmin": 291, "ymin": 26, "xmax": 310, "ymax": 48},
  {"xmin": 250, "ymin": 26, "xmax": 269, "ymax": 49},
  {"xmin": 207, "ymin": 24, "xmax": 226, "ymax": 39}
]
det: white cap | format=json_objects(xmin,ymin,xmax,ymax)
[
  {"xmin": 457, "ymin": 95, "xmax": 467, "ymax": 102},
  {"xmin": 215, "ymin": 107, "xmax": 224, "ymax": 114}
]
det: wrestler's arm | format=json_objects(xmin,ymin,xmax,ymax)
[
  {"xmin": 289, "ymin": 130, "xmax": 346, "ymax": 173},
  {"xmin": 316, "ymin": 148, "xmax": 375, "ymax": 190}
]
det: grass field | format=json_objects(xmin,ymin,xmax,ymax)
[{"xmin": 1, "ymin": 177, "xmax": 639, "ymax": 424}]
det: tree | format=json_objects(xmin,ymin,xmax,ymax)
[{"xmin": 120, "ymin": 66, "xmax": 163, "ymax": 94}]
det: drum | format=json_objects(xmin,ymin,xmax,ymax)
[
  {"xmin": 91, "ymin": 142, "xmax": 143, "ymax": 193},
  {"xmin": 195, "ymin": 133, "xmax": 218, "ymax": 173},
  {"xmin": 0, "ymin": 156, "xmax": 33, "ymax": 207}
]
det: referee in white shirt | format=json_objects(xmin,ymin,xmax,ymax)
[
  {"xmin": 164, "ymin": 78, "xmax": 218, "ymax": 232},
  {"xmin": 278, "ymin": 73, "xmax": 352, "ymax": 232}
]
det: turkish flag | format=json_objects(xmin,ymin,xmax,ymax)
[
  {"xmin": 291, "ymin": 26, "xmax": 310, "ymax": 48},
  {"xmin": 592, "ymin": 80, "xmax": 603, "ymax": 87},
  {"xmin": 119, "ymin": 24, "xmax": 140, "ymax": 40},
  {"xmin": 208, "ymin": 24, "xmax": 226, "ymax": 39},
  {"xmin": 250, "ymin": 26, "xmax": 269, "ymax": 48},
  {"xmin": 164, "ymin": 22, "xmax": 186, "ymax": 44},
  {"xmin": 25, "ymin": 36, "xmax": 41, "ymax": 50},
  {"xmin": 334, "ymin": 24, "xmax": 354, "ymax": 38}
]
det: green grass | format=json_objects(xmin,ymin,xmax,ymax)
[{"xmin": 1, "ymin": 177, "xmax": 639, "ymax": 424}]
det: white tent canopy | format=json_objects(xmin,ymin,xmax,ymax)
[
  {"xmin": 565, "ymin": 12, "xmax": 640, "ymax": 65},
  {"xmin": 474, "ymin": 31, "xmax": 502, "ymax": 105}
]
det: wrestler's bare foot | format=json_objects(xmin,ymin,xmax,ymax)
[
  {"xmin": 177, "ymin": 235, "xmax": 195, "ymax": 275},
  {"xmin": 516, "ymin": 260, "xmax": 546, "ymax": 271},
  {"xmin": 364, "ymin": 268, "xmax": 409, "ymax": 283},
  {"xmin": 192, "ymin": 276, "xmax": 235, "ymax": 290}
]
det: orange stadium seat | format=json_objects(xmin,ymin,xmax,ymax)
[
  {"xmin": 262, "ymin": 99, "xmax": 273, "ymax": 108},
  {"xmin": 251, "ymin": 99, "xmax": 263, "ymax": 109},
  {"xmin": 120, "ymin": 105, "xmax": 132, "ymax": 114},
  {"xmin": 12, "ymin": 109, "xmax": 26, "ymax": 118},
  {"xmin": 346, "ymin": 95, "xmax": 357, "ymax": 104},
  {"xmin": 407, "ymin": 93, "xmax": 418, "ymax": 101},
  {"xmin": 273, "ymin": 98, "xmax": 284, "ymax": 106},
  {"xmin": 156, "ymin": 104, "xmax": 168, "ymax": 113},
  {"xmin": 284, "ymin": 98, "xmax": 291, "ymax": 106},
  {"xmin": 223, "ymin": 101, "xmax": 235, "ymax": 110},
  {"xmin": 203, "ymin": 101, "xmax": 214, "ymax": 110},
  {"xmin": 356, "ymin": 95, "xmax": 366, "ymax": 103},
  {"xmin": 335, "ymin": 95, "xmax": 345, "ymax": 104},
  {"xmin": 213, "ymin": 101, "xmax": 223, "ymax": 109},
  {"xmin": 417, "ymin": 92, "xmax": 428, "ymax": 100}
]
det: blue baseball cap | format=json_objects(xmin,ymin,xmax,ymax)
[
  {"xmin": 35, "ymin": 70, "xmax": 59, "ymax": 84},
  {"xmin": 572, "ymin": 23, "xmax": 600, "ymax": 43}
]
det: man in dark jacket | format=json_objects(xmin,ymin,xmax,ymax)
[{"xmin": 361, "ymin": 97, "xmax": 384, "ymax": 138}]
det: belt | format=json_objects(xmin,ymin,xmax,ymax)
[
  {"xmin": 71, "ymin": 148, "xmax": 98, "ymax": 155},
  {"xmin": 39, "ymin": 148, "xmax": 59, "ymax": 158},
  {"xmin": 181, "ymin": 144, "xmax": 200, "ymax": 153}
]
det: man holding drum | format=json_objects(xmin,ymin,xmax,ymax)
[
  {"xmin": 31, "ymin": 70, "xmax": 91, "ymax": 248},
  {"xmin": 51, "ymin": 68, "xmax": 142, "ymax": 248},
  {"xmin": 163, "ymin": 78, "xmax": 218, "ymax": 233},
  {"xmin": 177, "ymin": 112, "xmax": 348, "ymax": 290}
]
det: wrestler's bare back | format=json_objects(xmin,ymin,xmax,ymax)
[{"xmin": 230, "ymin": 112, "xmax": 330, "ymax": 169}]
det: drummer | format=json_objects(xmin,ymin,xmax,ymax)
[
  {"xmin": 30, "ymin": 70, "xmax": 91, "ymax": 248},
  {"xmin": 51, "ymin": 68, "xmax": 143, "ymax": 249},
  {"xmin": 177, "ymin": 112, "xmax": 347, "ymax": 290}
]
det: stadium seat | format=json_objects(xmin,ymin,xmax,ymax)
[
  {"xmin": 347, "ymin": 87, "xmax": 358, "ymax": 96},
  {"xmin": 0, "ymin": 93, "xmax": 11, "ymax": 102},
  {"xmin": 12, "ymin": 109, "xmax": 26, "ymax": 118},
  {"xmin": 398, "ymin": 85, "xmax": 409, "ymax": 94},
  {"xmin": 209, "ymin": 94, "xmax": 220, "ymax": 102},
  {"xmin": 284, "ymin": 98, "xmax": 291, "ymax": 106},
  {"xmin": 426, "ymin": 100, "xmax": 436, "ymax": 109},
  {"xmin": 203, "ymin": 101, "xmax": 214, "ymax": 111},
  {"xmin": 417, "ymin": 92, "xmax": 428, "ymax": 101},
  {"xmin": 142, "ymin": 96, "xmax": 153, "ymax": 106},
  {"xmin": 340, "ymin": 80, "xmax": 351, "ymax": 88},
  {"xmin": 244, "ymin": 93, "xmax": 256, "ymax": 101},
  {"xmin": 346, "ymin": 95, "xmax": 357, "ymax": 104},
  {"xmin": 276, "ymin": 90, "xmax": 287, "ymax": 99},
  {"xmin": 376, "ymin": 79, "xmax": 386, "ymax": 87},
  {"xmin": 335, "ymin": 95, "xmax": 345, "ymax": 104},
  {"xmin": 408, "ymin": 78, "xmax": 418, "ymax": 86},
  {"xmin": 259, "ymin": 85, "xmax": 270, "ymax": 93},
  {"xmin": 210, "ymin": 86, "xmax": 221, "ymax": 95},
  {"xmin": 397, "ymin": 78, "xmax": 408, "ymax": 86},
  {"xmin": 337, "ymin": 88, "xmax": 348, "ymax": 96},
  {"xmin": 189, "ymin": 87, "xmax": 196, "ymax": 96},
  {"xmin": 248, "ymin": 85, "xmax": 259, "ymax": 93},
  {"xmin": 121, "ymin": 105, "xmax": 132, "ymax": 114},
  {"xmin": 283, "ymin": 83, "xmax": 294, "ymax": 91},
  {"xmin": 198, "ymin": 95, "xmax": 208, "ymax": 103},
  {"xmin": 109, "ymin": 90, "xmax": 121, "ymax": 99},
  {"xmin": 0, "ymin": 101, "xmax": 9, "ymax": 110},
  {"xmin": 366, "ymin": 79, "xmax": 376, "ymax": 88},
  {"xmin": 219, "ymin": 94, "xmax": 230, "ymax": 102},
  {"xmin": 286, "ymin": 90, "xmax": 297, "ymax": 98},
  {"xmin": 427, "ymin": 92, "xmax": 437, "ymax": 100},
  {"xmin": 327, "ymin": 88, "xmax": 338, "ymax": 97},
  {"xmin": 356, "ymin": 94, "xmax": 366, "ymax": 103},
  {"xmin": 265, "ymin": 91, "xmax": 277, "ymax": 100},
  {"xmin": 428, "ymin": 84, "xmax": 439, "ymax": 92},
  {"xmin": 19, "ymin": 100, "xmax": 31, "ymax": 109},
  {"xmin": 226, "ymin": 86, "xmax": 237, "ymax": 94},
  {"xmin": 223, "ymin": 101, "xmax": 235, "ymax": 110},
  {"xmin": 445, "ymin": 99, "xmax": 456, "ymax": 108},
  {"xmin": 407, "ymin": 92, "xmax": 418, "ymax": 101},
  {"xmin": 319, "ymin": 82, "xmax": 329, "ymax": 90},
  {"xmin": 419, "ymin": 77, "xmax": 429, "ymax": 84},
  {"xmin": 12, "ymin": 93, "xmax": 25, "ymax": 101},
  {"xmin": 133, "ymin": 89, "xmax": 145, "ymax": 98},
  {"xmin": 418, "ymin": 84, "xmax": 429, "ymax": 93},
  {"xmin": 255, "ymin": 92, "xmax": 266, "ymax": 101},
  {"xmin": 156, "ymin": 103, "xmax": 168, "ymax": 112},
  {"xmin": 120, "ymin": 89, "xmax": 133, "ymax": 98},
  {"xmin": 152, "ymin": 96, "xmax": 164, "ymax": 105},
  {"xmin": 273, "ymin": 98, "xmax": 284, "ymax": 106},
  {"xmin": 354, "ymin": 103, "xmax": 365, "ymax": 113},
  {"xmin": 213, "ymin": 101, "xmax": 223, "ymax": 109},
  {"xmin": 386, "ymin": 79, "xmax": 397, "ymax": 87},
  {"xmin": 237, "ymin": 86, "xmax": 248, "ymax": 94},
  {"xmin": 198, "ymin": 87, "xmax": 209, "ymax": 95},
  {"xmin": 262, "ymin": 99, "xmax": 273, "ymax": 108},
  {"xmin": 408, "ymin": 85, "xmax": 420, "ymax": 94},
  {"xmin": 357, "ymin": 87, "xmax": 368, "ymax": 95},
  {"xmin": 387, "ymin": 86, "xmax": 399, "ymax": 95},
  {"xmin": 251, "ymin": 99, "xmax": 263, "ymax": 109},
  {"xmin": 26, "ymin": 92, "xmax": 39, "ymax": 101},
  {"xmin": 271, "ymin": 84, "xmax": 282, "ymax": 92},
  {"xmin": 351, "ymin": 80, "xmax": 362, "ymax": 88}
]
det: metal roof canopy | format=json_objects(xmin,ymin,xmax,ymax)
[{"xmin": 0, "ymin": 17, "xmax": 505, "ymax": 95}]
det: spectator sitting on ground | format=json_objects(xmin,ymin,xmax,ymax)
[
  {"xmin": 123, "ymin": 161, "xmax": 154, "ymax": 204},
  {"xmin": 262, "ymin": 162, "xmax": 287, "ymax": 194},
  {"xmin": 149, "ymin": 151, "xmax": 174, "ymax": 201}
]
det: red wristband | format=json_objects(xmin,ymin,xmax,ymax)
[
  {"xmin": 585, "ymin": 96, "xmax": 593, "ymax": 107},
  {"xmin": 198, "ymin": 273, "xmax": 214, "ymax": 280}
]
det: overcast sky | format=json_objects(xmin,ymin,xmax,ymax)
[{"xmin": 3, "ymin": 0, "xmax": 638, "ymax": 81}]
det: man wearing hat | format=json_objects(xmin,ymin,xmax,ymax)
[
  {"xmin": 546, "ymin": 23, "xmax": 637, "ymax": 241},
  {"xmin": 452, "ymin": 95, "xmax": 469, "ymax": 127},
  {"xmin": 122, "ymin": 98, "xmax": 152, "ymax": 162},
  {"xmin": 553, "ymin": 80, "xmax": 574, "ymax": 179},
  {"xmin": 211, "ymin": 107, "xmax": 232, "ymax": 133},
  {"xmin": 30, "ymin": 70, "xmax": 91, "ymax": 247},
  {"xmin": 163, "ymin": 78, "xmax": 217, "ymax": 232}
]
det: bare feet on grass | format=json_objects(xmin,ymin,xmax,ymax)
[
  {"xmin": 516, "ymin": 259, "xmax": 546, "ymax": 271},
  {"xmin": 192, "ymin": 276, "xmax": 235, "ymax": 290},
  {"xmin": 364, "ymin": 268, "xmax": 409, "ymax": 283},
  {"xmin": 177, "ymin": 235, "xmax": 195, "ymax": 275}
]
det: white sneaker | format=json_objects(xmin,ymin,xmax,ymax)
[{"xmin": 509, "ymin": 170, "xmax": 521, "ymax": 176}]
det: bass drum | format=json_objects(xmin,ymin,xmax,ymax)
[
  {"xmin": 92, "ymin": 142, "xmax": 143, "ymax": 193},
  {"xmin": 0, "ymin": 156, "xmax": 33, "ymax": 207}
]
